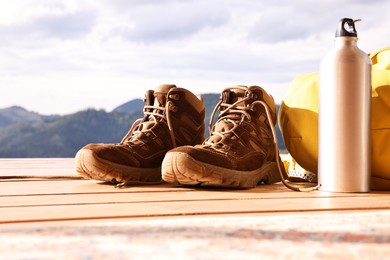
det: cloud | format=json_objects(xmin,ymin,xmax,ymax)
[
  {"xmin": 246, "ymin": 0, "xmax": 390, "ymax": 43},
  {"xmin": 248, "ymin": 8, "xmax": 314, "ymax": 43},
  {"xmin": 102, "ymin": 0, "xmax": 192, "ymax": 8},
  {"xmin": 0, "ymin": 3, "xmax": 96, "ymax": 45},
  {"xmin": 109, "ymin": 1, "xmax": 229, "ymax": 42},
  {"xmin": 1, "ymin": 0, "xmax": 390, "ymax": 115},
  {"xmin": 32, "ymin": 10, "xmax": 96, "ymax": 39}
]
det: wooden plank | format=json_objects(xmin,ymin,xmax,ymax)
[
  {"xmin": 2, "ymin": 177, "xmax": 389, "ymax": 197},
  {"xmin": 0, "ymin": 158, "xmax": 76, "ymax": 178},
  {"xmin": 0, "ymin": 180, "xmax": 197, "ymax": 196},
  {"xmin": 1, "ymin": 158, "xmax": 389, "ymax": 226},
  {"xmin": 0, "ymin": 188, "xmax": 389, "ymax": 208},
  {"xmin": 0, "ymin": 209, "xmax": 387, "ymax": 230},
  {"xmin": 0, "ymin": 158, "xmax": 74, "ymax": 168},
  {"xmin": 0, "ymin": 168, "xmax": 77, "ymax": 177},
  {"xmin": 0, "ymin": 196, "xmax": 389, "ymax": 224}
]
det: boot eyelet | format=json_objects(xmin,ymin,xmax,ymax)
[{"xmin": 170, "ymin": 105, "xmax": 178, "ymax": 112}]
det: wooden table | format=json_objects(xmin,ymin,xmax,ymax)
[{"xmin": 1, "ymin": 158, "xmax": 390, "ymax": 259}]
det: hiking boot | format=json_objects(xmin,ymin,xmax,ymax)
[
  {"xmin": 75, "ymin": 84, "xmax": 205, "ymax": 187},
  {"xmin": 162, "ymin": 85, "xmax": 286, "ymax": 188}
]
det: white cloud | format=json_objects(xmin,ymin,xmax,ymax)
[
  {"xmin": 0, "ymin": 3, "xmax": 96, "ymax": 44},
  {"xmin": 110, "ymin": 1, "xmax": 229, "ymax": 42},
  {"xmin": 1, "ymin": 0, "xmax": 390, "ymax": 114}
]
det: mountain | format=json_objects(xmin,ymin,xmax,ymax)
[
  {"xmin": 0, "ymin": 93, "xmax": 286, "ymax": 158},
  {"xmin": 112, "ymin": 99, "xmax": 143, "ymax": 113},
  {"xmin": 0, "ymin": 109, "xmax": 142, "ymax": 157},
  {"xmin": 202, "ymin": 93, "xmax": 220, "ymax": 132},
  {"xmin": 0, "ymin": 106, "xmax": 59, "ymax": 129}
]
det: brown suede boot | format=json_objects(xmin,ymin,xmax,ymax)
[
  {"xmin": 162, "ymin": 85, "xmax": 285, "ymax": 188},
  {"xmin": 76, "ymin": 84, "xmax": 205, "ymax": 187}
]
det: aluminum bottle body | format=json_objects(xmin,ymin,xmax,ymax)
[{"xmin": 318, "ymin": 37, "xmax": 371, "ymax": 192}]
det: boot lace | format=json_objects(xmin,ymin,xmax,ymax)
[
  {"xmin": 207, "ymin": 86, "xmax": 319, "ymax": 192},
  {"xmin": 205, "ymin": 86, "xmax": 252, "ymax": 147},
  {"xmin": 120, "ymin": 100, "xmax": 177, "ymax": 148}
]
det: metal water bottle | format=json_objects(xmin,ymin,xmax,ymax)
[{"xmin": 318, "ymin": 18, "xmax": 371, "ymax": 192}]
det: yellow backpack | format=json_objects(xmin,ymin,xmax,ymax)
[{"xmin": 278, "ymin": 46, "xmax": 390, "ymax": 190}]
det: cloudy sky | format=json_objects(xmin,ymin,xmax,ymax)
[{"xmin": 1, "ymin": 0, "xmax": 389, "ymax": 115}]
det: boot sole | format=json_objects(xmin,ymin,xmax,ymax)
[
  {"xmin": 162, "ymin": 152, "xmax": 281, "ymax": 188},
  {"xmin": 75, "ymin": 149, "xmax": 162, "ymax": 186}
]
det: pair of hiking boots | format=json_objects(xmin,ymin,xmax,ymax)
[{"xmin": 75, "ymin": 84, "xmax": 286, "ymax": 188}]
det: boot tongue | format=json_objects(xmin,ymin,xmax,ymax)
[
  {"xmin": 221, "ymin": 87, "xmax": 247, "ymax": 121},
  {"xmin": 207, "ymin": 87, "xmax": 247, "ymax": 144},
  {"xmin": 153, "ymin": 84, "xmax": 177, "ymax": 106},
  {"xmin": 227, "ymin": 88, "xmax": 246, "ymax": 106}
]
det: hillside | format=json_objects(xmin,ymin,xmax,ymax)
[
  {"xmin": 0, "ymin": 106, "xmax": 59, "ymax": 129},
  {"xmin": 112, "ymin": 99, "xmax": 143, "ymax": 113},
  {"xmin": 0, "ymin": 109, "xmax": 142, "ymax": 157},
  {"xmin": 0, "ymin": 93, "xmax": 286, "ymax": 158}
]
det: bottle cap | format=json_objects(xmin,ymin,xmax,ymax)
[{"xmin": 335, "ymin": 18, "xmax": 359, "ymax": 37}]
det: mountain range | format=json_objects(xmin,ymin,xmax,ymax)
[{"xmin": 0, "ymin": 94, "xmax": 285, "ymax": 158}]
